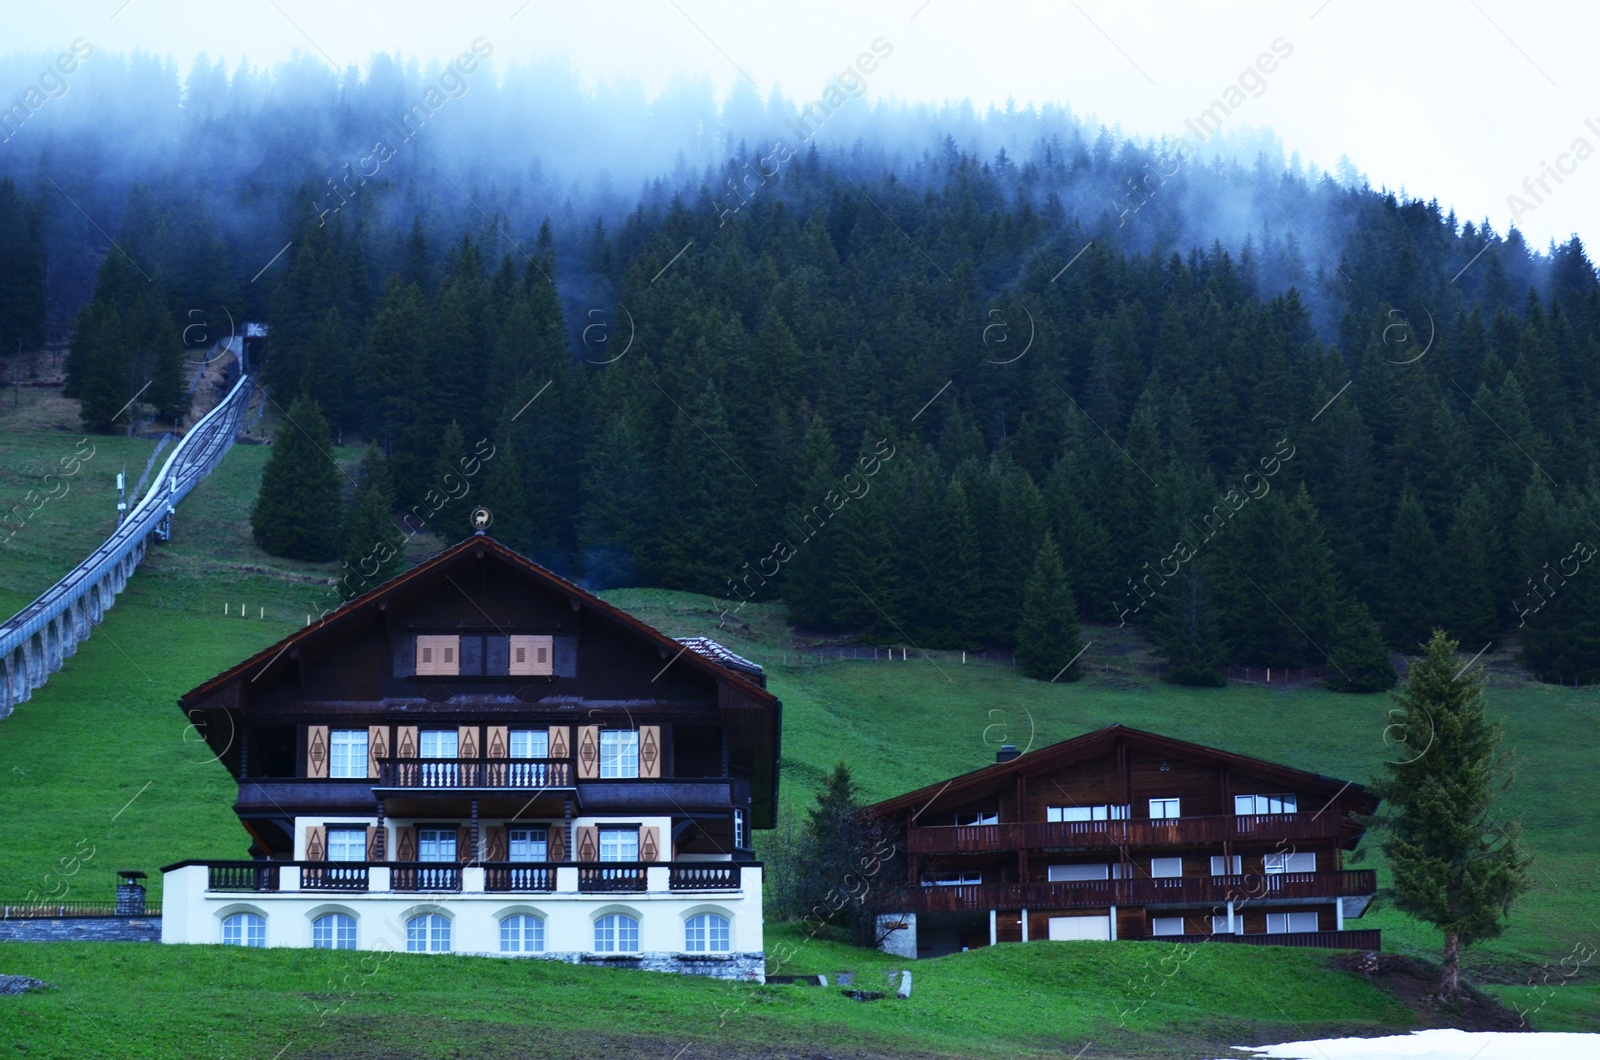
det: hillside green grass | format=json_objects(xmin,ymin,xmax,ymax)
[{"xmin": 1, "ymin": 397, "xmax": 1596, "ymax": 1054}]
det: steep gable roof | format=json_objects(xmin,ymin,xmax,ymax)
[{"xmin": 868, "ymin": 723, "xmax": 1377, "ymax": 819}]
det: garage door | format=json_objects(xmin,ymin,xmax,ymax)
[{"xmin": 1047, "ymin": 915, "xmax": 1112, "ymax": 940}]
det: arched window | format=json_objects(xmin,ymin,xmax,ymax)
[
  {"xmin": 406, "ymin": 913, "xmax": 451, "ymax": 953},
  {"xmin": 499, "ymin": 913, "xmax": 545, "ymax": 953},
  {"xmin": 594, "ymin": 913, "xmax": 639, "ymax": 953},
  {"xmin": 222, "ymin": 912, "xmax": 265, "ymax": 948},
  {"xmin": 685, "ymin": 913, "xmax": 731, "ymax": 953},
  {"xmin": 312, "ymin": 913, "xmax": 357, "ymax": 950}
]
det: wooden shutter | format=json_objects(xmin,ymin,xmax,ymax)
[
  {"xmin": 396, "ymin": 826, "xmax": 417, "ymax": 862},
  {"xmin": 509, "ymin": 635, "xmax": 554, "ymax": 676},
  {"xmin": 485, "ymin": 825, "xmax": 507, "ymax": 862},
  {"xmin": 458, "ymin": 726, "xmax": 479, "ymax": 759},
  {"xmin": 577, "ymin": 725, "xmax": 599, "ymax": 779},
  {"xmin": 486, "ymin": 726, "xmax": 508, "ymax": 758},
  {"xmin": 640, "ymin": 825, "xmax": 661, "ymax": 862},
  {"xmin": 548, "ymin": 725, "xmax": 569, "ymax": 759},
  {"xmin": 639, "ymin": 726, "xmax": 661, "ymax": 778},
  {"xmin": 548, "ymin": 825, "xmax": 566, "ymax": 862},
  {"xmin": 576, "ymin": 825, "xmax": 599, "ymax": 861},
  {"xmin": 367, "ymin": 725, "xmax": 389, "ymax": 779},
  {"xmin": 457, "ymin": 826, "xmax": 473, "ymax": 863},
  {"xmin": 304, "ymin": 825, "xmax": 327, "ymax": 861},
  {"xmin": 306, "ymin": 726, "xmax": 329, "ymax": 778},
  {"xmin": 365, "ymin": 825, "xmax": 383, "ymax": 862},
  {"xmin": 396, "ymin": 726, "xmax": 418, "ymax": 758}
]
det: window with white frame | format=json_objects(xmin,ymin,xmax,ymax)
[
  {"xmin": 600, "ymin": 730, "xmax": 639, "ymax": 778},
  {"xmin": 1150, "ymin": 857, "xmax": 1184, "ymax": 878},
  {"xmin": 419, "ymin": 730, "xmax": 458, "ymax": 759},
  {"xmin": 508, "ymin": 827, "xmax": 548, "ymax": 862},
  {"xmin": 685, "ymin": 913, "xmax": 731, "ymax": 952},
  {"xmin": 418, "ymin": 828, "xmax": 457, "ymax": 862},
  {"xmin": 594, "ymin": 913, "xmax": 640, "ymax": 952},
  {"xmin": 1150, "ymin": 916, "xmax": 1185, "ymax": 936},
  {"xmin": 1211, "ymin": 915, "xmax": 1242, "ymax": 935},
  {"xmin": 599, "ymin": 827, "xmax": 639, "ymax": 862},
  {"xmin": 1263, "ymin": 851, "xmax": 1316, "ymax": 874},
  {"xmin": 952, "ymin": 810, "xmax": 999, "ymax": 826},
  {"xmin": 1266, "ymin": 912, "xmax": 1320, "ymax": 934},
  {"xmin": 733, "ymin": 809, "xmax": 745, "ymax": 849},
  {"xmin": 922, "ymin": 871, "xmax": 983, "ymax": 886},
  {"xmin": 406, "ymin": 913, "xmax": 451, "ymax": 952},
  {"xmin": 509, "ymin": 730, "xmax": 548, "ymax": 759},
  {"xmin": 329, "ymin": 730, "xmax": 368, "ymax": 778},
  {"xmin": 1047, "ymin": 804, "xmax": 1130, "ymax": 822},
  {"xmin": 1047, "ymin": 864, "xmax": 1110, "ymax": 882},
  {"xmin": 326, "ymin": 827, "xmax": 367, "ymax": 862},
  {"xmin": 222, "ymin": 912, "xmax": 265, "ymax": 947},
  {"xmin": 500, "ymin": 914, "xmax": 544, "ymax": 953},
  {"xmin": 1149, "ymin": 798, "xmax": 1181, "ymax": 819},
  {"xmin": 1210, "ymin": 855, "xmax": 1242, "ymax": 876},
  {"xmin": 312, "ymin": 913, "xmax": 356, "ymax": 949},
  {"xmin": 1235, "ymin": 793, "xmax": 1298, "ymax": 815}
]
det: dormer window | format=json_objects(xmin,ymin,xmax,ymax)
[
  {"xmin": 416, "ymin": 635, "xmax": 460, "ymax": 676},
  {"xmin": 509, "ymin": 635, "xmax": 554, "ymax": 676}
]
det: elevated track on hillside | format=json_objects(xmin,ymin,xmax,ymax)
[{"xmin": 0, "ymin": 373, "xmax": 256, "ymax": 718}]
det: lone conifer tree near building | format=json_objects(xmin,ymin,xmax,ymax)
[
  {"xmin": 251, "ymin": 396, "xmax": 342, "ymax": 560},
  {"xmin": 1369, "ymin": 630, "xmax": 1531, "ymax": 997},
  {"xmin": 1015, "ymin": 532, "xmax": 1085, "ymax": 681}
]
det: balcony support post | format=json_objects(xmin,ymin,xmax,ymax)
[
  {"xmin": 470, "ymin": 798, "xmax": 480, "ymax": 864},
  {"xmin": 375, "ymin": 804, "xmax": 386, "ymax": 861}
]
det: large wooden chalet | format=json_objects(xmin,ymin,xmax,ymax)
[
  {"xmin": 161, "ymin": 535, "xmax": 778, "ymax": 979},
  {"xmin": 869, "ymin": 725, "xmax": 1380, "ymax": 957}
]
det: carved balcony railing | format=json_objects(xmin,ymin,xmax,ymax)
[
  {"xmin": 390, "ymin": 865, "xmax": 463, "ymax": 892},
  {"xmin": 1146, "ymin": 928, "xmax": 1381, "ymax": 950},
  {"xmin": 483, "ymin": 864, "xmax": 556, "ymax": 892},
  {"xmin": 668, "ymin": 865, "xmax": 740, "ymax": 890},
  {"xmin": 911, "ymin": 869, "xmax": 1377, "ymax": 913},
  {"xmin": 578, "ymin": 864, "xmax": 648, "ymax": 893},
  {"xmin": 207, "ymin": 862, "xmax": 281, "ymax": 892},
  {"xmin": 300, "ymin": 865, "xmax": 369, "ymax": 892},
  {"xmin": 377, "ymin": 758, "xmax": 573, "ymax": 789},
  {"xmin": 906, "ymin": 812, "xmax": 1350, "ymax": 854}
]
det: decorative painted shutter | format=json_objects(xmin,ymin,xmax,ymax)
[
  {"xmin": 306, "ymin": 726, "xmax": 329, "ymax": 778},
  {"xmin": 548, "ymin": 825, "xmax": 566, "ymax": 862},
  {"xmin": 486, "ymin": 726, "xmax": 508, "ymax": 758},
  {"xmin": 639, "ymin": 826, "xmax": 661, "ymax": 862},
  {"xmin": 367, "ymin": 725, "xmax": 389, "ymax": 779},
  {"xmin": 396, "ymin": 726, "xmax": 418, "ymax": 758},
  {"xmin": 458, "ymin": 726, "xmax": 479, "ymax": 759},
  {"xmin": 639, "ymin": 726, "xmax": 661, "ymax": 778},
  {"xmin": 365, "ymin": 825, "xmax": 382, "ymax": 862},
  {"xmin": 396, "ymin": 826, "xmax": 417, "ymax": 862},
  {"xmin": 457, "ymin": 826, "xmax": 473, "ymax": 863},
  {"xmin": 577, "ymin": 726, "xmax": 599, "ymax": 779},
  {"xmin": 305, "ymin": 825, "xmax": 327, "ymax": 861},
  {"xmin": 576, "ymin": 825, "xmax": 599, "ymax": 861},
  {"xmin": 548, "ymin": 725, "xmax": 569, "ymax": 759},
  {"xmin": 486, "ymin": 826, "xmax": 507, "ymax": 862}
]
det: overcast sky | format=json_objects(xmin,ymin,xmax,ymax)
[{"xmin": 8, "ymin": 1, "xmax": 1596, "ymax": 251}]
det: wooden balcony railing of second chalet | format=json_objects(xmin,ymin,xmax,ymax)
[
  {"xmin": 906, "ymin": 812, "xmax": 1347, "ymax": 854},
  {"xmin": 911, "ymin": 869, "xmax": 1377, "ymax": 913},
  {"xmin": 376, "ymin": 758, "xmax": 572, "ymax": 789}
]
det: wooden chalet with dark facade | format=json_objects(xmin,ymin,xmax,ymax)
[
  {"xmin": 161, "ymin": 535, "xmax": 777, "ymax": 978},
  {"xmin": 869, "ymin": 725, "xmax": 1380, "ymax": 957}
]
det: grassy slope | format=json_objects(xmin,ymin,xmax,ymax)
[{"xmin": 0, "ymin": 398, "xmax": 1595, "ymax": 1054}]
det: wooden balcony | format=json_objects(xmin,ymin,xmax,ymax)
[
  {"xmin": 910, "ymin": 869, "xmax": 1377, "ymax": 913},
  {"xmin": 906, "ymin": 812, "xmax": 1347, "ymax": 854},
  {"xmin": 182, "ymin": 860, "xmax": 754, "ymax": 895},
  {"xmin": 376, "ymin": 758, "xmax": 573, "ymax": 790}
]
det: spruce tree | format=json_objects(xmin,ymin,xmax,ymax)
[
  {"xmin": 251, "ymin": 396, "xmax": 343, "ymax": 560},
  {"xmin": 1381, "ymin": 489, "xmax": 1445, "ymax": 650},
  {"xmin": 1015, "ymin": 533, "xmax": 1085, "ymax": 681},
  {"xmin": 1326, "ymin": 598, "xmax": 1397, "ymax": 693},
  {"xmin": 1441, "ymin": 485, "xmax": 1501, "ymax": 644},
  {"xmin": 1368, "ymin": 631, "xmax": 1531, "ymax": 996},
  {"xmin": 339, "ymin": 448, "xmax": 405, "ymax": 600},
  {"xmin": 781, "ymin": 414, "xmax": 843, "ymax": 626}
]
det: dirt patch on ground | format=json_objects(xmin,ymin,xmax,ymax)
[{"xmin": 1331, "ymin": 951, "xmax": 1529, "ymax": 1031}]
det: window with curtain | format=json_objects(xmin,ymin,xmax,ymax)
[
  {"xmin": 600, "ymin": 730, "xmax": 639, "ymax": 778},
  {"xmin": 329, "ymin": 730, "xmax": 368, "ymax": 778},
  {"xmin": 509, "ymin": 730, "xmax": 548, "ymax": 758},
  {"xmin": 508, "ymin": 827, "xmax": 548, "ymax": 862}
]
